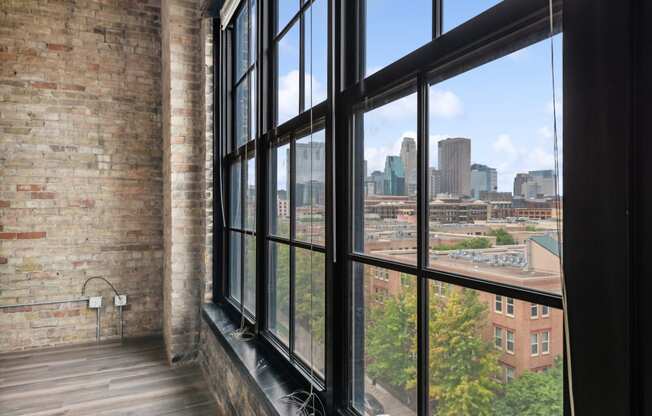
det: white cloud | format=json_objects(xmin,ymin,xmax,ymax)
[
  {"xmin": 429, "ymin": 89, "xmax": 463, "ymax": 119},
  {"xmin": 365, "ymin": 133, "xmax": 414, "ymax": 173},
  {"xmin": 492, "ymin": 134, "xmax": 518, "ymax": 159},
  {"xmin": 537, "ymin": 126, "xmax": 553, "ymax": 140},
  {"xmin": 277, "ymin": 70, "xmax": 326, "ymax": 124}
]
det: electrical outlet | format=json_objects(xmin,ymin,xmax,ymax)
[
  {"xmin": 114, "ymin": 295, "xmax": 127, "ymax": 306},
  {"xmin": 88, "ymin": 296, "xmax": 102, "ymax": 309}
]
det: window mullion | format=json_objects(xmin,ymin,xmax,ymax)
[{"xmin": 416, "ymin": 74, "xmax": 429, "ymax": 416}]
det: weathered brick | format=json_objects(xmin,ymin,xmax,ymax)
[
  {"xmin": 17, "ymin": 232, "xmax": 47, "ymax": 239},
  {"xmin": 0, "ymin": 233, "xmax": 17, "ymax": 240}
]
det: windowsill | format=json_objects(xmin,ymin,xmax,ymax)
[{"xmin": 202, "ymin": 303, "xmax": 311, "ymax": 416}]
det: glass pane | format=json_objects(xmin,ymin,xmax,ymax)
[
  {"xmin": 270, "ymin": 143, "xmax": 291, "ymax": 238},
  {"xmin": 428, "ymin": 35, "xmax": 563, "ymax": 295},
  {"xmin": 304, "ymin": 0, "xmax": 328, "ymax": 107},
  {"xmin": 244, "ymin": 234, "xmax": 257, "ymax": 315},
  {"xmin": 268, "ymin": 242, "xmax": 290, "ymax": 345},
  {"xmin": 229, "ymin": 231, "xmax": 242, "ymax": 302},
  {"xmin": 245, "ymin": 156, "xmax": 256, "ymax": 230},
  {"xmin": 365, "ymin": 0, "xmax": 431, "ymax": 77},
  {"xmin": 230, "ymin": 162, "xmax": 241, "ymax": 228},
  {"xmin": 234, "ymin": 5, "xmax": 249, "ymax": 81},
  {"xmin": 294, "ymin": 248, "xmax": 325, "ymax": 376},
  {"xmin": 277, "ymin": 0, "xmax": 300, "ymax": 34},
  {"xmin": 250, "ymin": 0, "xmax": 257, "ymax": 65},
  {"xmin": 295, "ymin": 130, "xmax": 326, "ymax": 246},
  {"xmin": 354, "ymin": 92, "xmax": 418, "ymax": 265},
  {"xmin": 444, "ymin": 0, "xmax": 502, "ymax": 33},
  {"xmin": 427, "ymin": 280, "xmax": 564, "ymax": 415},
  {"xmin": 351, "ymin": 263, "xmax": 417, "ymax": 416},
  {"xmin": 235, "ymin": 80, "xmax": 249, "ymax": 148},
  {"xmin": 250, "ymin": 72, "xmax": 256, "ymax": 142},
  {"xmin": 277, "ymin": 22, "xmax": 300, "ymax": 125}
]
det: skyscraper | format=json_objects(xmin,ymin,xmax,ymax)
[
  {"xmin": 513, "ymin": 173, "xmax": 529, "ymax": 197},
  {"xmin": 525, "ymin": 170, "xmax": 556, "ymax": 198},
  {"xmin": 438, "ymin": 137, "xmax": 471, "ymax": 197},
  {"xmin": 383, "ymin": 156, "xmax": 406, "ymax": 196},
  {"xmin": 429, "ymin": 168, "xmax": 441, "ymax": 198},
  {"xmin": 470, "ymin": 163, "xmax": 498, "ymax": 199},
  {"xmin": 400, "ymin": 137, "xmax": 417, "ymax": 195},
  {"xmin": 289, "ymin": 141, "xmax": 326, "ymax": 206}
]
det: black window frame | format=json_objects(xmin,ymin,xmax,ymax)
[{"xmin": 214, "ymin": 0, "xmax": 577, "ymax": 415}]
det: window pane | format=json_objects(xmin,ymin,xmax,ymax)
[
  {"xmin": 304, "ymin": 0, "xmax": 327, "ymax": 107},
  {"xmin": 235, "ymin": 80, "xmax": 249, "ymax": 147},
  {"xmin": 295, "ymin": 130, "xmax": 326, "ymax": 246},
  {"xmin": 277, "ymin": 22, "xmax": 300, "ymax": 125},
  {"xmin": 234, "ymin": 5, "xmax": 249, "ymax": 81},
  {"xmin": 250, "ymin": 0, "xmax": 257, "ymax": 65},
  {"xmin": 428, "ymin": 36, "xmax": 563, "ymax": 295},
  {"xmin": 229, "ymin": 231, "xmax": 242, "ymax": 302},
  {"xmin": 444, "ymin": 0, "xmax": 502, "ymax": 33},
  {"xmin": 354, "ymin": 92, "xmax": 418, "ymax": 265},
  {"xmin": 250, "ymin": 71, "xmax": 256, "ymax": 141},
  {"xmin": 277, "ymin": 0, "xmax": 299, "ymax": 34},
  {"xmin": 245, "ymin": 156, "xmax": 256, "ymax": 230},
  {"xmin": 270, "ymin": 143, "xmax": 290, "ymax": 238},
  {"xmin": 428, "ymin": 280, "xmax": 564, "ymax": 415},
  {"xmin": 244, "ymin": 234, "xmax": 256, "ymax": 315},
  {"xmin": 352, "ymin": 263, "xmax": 417, "ymax": 416},
  {"xmin": 268, "ymin": 242, "xmax": 290, "ymax": 345},
  {"xmin": 294, "ymin": 248, "xmax": 325, "ymax": 375},
  {"xmin": 365, "ymin": 0, "xmax": 431, "ymax": 77},
  {"xmin": 230, "ymin": 162, "xmax": 241, "ymax": 228}
]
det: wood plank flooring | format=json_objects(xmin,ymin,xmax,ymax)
[{"xmin": 0, "ymin": 337, "xmax": 218, "ymax": 416}]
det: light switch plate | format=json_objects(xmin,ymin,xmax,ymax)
[
  {"xmin": 114, "ymin": 295, "xmax": 127, "ymax": 306},
  {"xmin": 89, "ymin": 296, "xmax": 102, "ymax": 309}
]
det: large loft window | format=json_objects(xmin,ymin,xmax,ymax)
[
  {"xmin": 268, "ymin": 128, "xmax": 326, "ymax": 376},
  {"xmin": 218, "ymin": 0, "xmax": 567, "ymax": 414},
  {"xmin": 275, "ymin": 0, "xmax": 327, "ymax": 126},
  {"xmin": 226, "ymin": 0, "xmax": 258, "ymax": 315},
  {"xmin": 349, "ymin": 8, "xmax": 564, "ymax": 416}
]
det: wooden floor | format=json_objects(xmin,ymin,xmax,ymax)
[{"xmin": 0, "ymin": 337, "xmax": 218, "ymax": 416}]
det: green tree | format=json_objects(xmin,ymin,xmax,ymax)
[
  {"xmin": 488, "ymin": 228, "xmax": 516, "ymax": 245},
  {"xmin": 427, "ymin": 289, "xmax": 501, "ymax": 415},
  {"xmin": 432, "ymin": 237, "xmax": 492, "ymax": 251},
  {"xmin": 493, "ymin": 357, "xmax": 564, "ymax": 416},
  {"xmin": 365, "ymin": 280, "xmax": 500, "ymax": 415},
  {"xmin": 366, "ymin": 276, "xmax": 417, "ymax": 393}
]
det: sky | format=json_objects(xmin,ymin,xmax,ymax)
[{"xmin": 275, "ymin": 0, "xmax": 563, "ymax": 194}]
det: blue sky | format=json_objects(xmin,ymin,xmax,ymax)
[{"xmin": 276, "ymin": 0, "xmax": 563, "ymax": 193}]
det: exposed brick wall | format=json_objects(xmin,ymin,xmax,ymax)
[
  {"xmin": 161, "ymin": 0, "xmax": 213, "ymax": 365},
  {"xmin": 199, "ymin": 320, "xmax": 274, "ymax": 415},
  {"xmin": 0, "ymin": 0, "xmax": 163, "ymax": 352}
]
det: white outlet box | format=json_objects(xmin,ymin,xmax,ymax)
[
  {"xmin": 114, "ymin": 295, "xmax": 127, "ymax": 306},
  {"xmin": 89, "ymin": 296, "xmax": 102, "ymax": 309}
]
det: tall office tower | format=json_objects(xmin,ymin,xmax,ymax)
[
  {"xmin": 438, "ymin": 137, "xmax": 471, "ymax": 197},
  {"xmin": 400, "ymin": 137, "xmax": 417, "ymax": 195},
  {"xmin": 383, "ymin": 156, "xmax": 406, "ymax": 196},
  {"xmin": 428, "ymin": 168, "xmax": 442, "ymax": 198},
  {"xmin": 370, "ymin": 170, "xmax": 384, "ymax": 195},
  {"xmin": 290, "ymin": 141, "xmax": 327, "ymax": 206},
  {"xmin": 513, "ymin": 173, "xmax": 529, "ymax": 197},
  {"xmin": 527, "ymin": 169, "xmax": 556, "ymax": 197},
  {"xmin": 470, "ymin": 163, "xmax": 498, "ymax": 199}
]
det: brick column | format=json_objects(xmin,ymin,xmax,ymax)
[{"xmin": 161, "ymin": 0, "xmax": 212, "ymax": 365}]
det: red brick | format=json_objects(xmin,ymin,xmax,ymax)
[
  {"xmin": 0, "ymin": 256, "xmax": 7, "ymax": 264},
  {"xmin": 60, "ymin": 84, "xmax": 86, "ymax": 92},
  {"xmin": 47, "ymin": 43, "xmax": 71, "ymax": 52},
  {"xmin": 0, "ymin": 232, "xmax": 17, "ymax": 240},
  {"xmin": 31, "ymin": 192, "xmax": 56, "ymax": 199},
  {"xmin": 17, "ymin": 231, "xmax": 46, "ymax": 239},
  {"xmin": 31, "ymin": 82, "xmax": 57, "ymax": 90},
  {"xmin": 174, "ymin": 164, "xmax": 200, "ymax": 173},
  {"xmin": 88, "ymin": 63, "xmax": 100, "ymax": 71},
  {"xmin": 0, "ymin": 201, "xmax": 9, "ymax": 208},
  {"xmin": 17, "ymin": 184, "xmax": 42, "ymax": 192}
]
